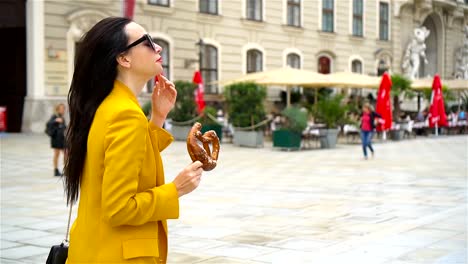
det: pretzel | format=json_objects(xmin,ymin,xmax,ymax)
[{"xmin": 186, "ymin": 122, "xmax": 220, "ymax": 171}]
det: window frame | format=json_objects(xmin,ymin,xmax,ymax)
[
  {"xmin": 352, "ymin": 0, "xmax": 363, "ymax": 37},
  {"xmin": 147, "ymin": 0, "xmax": 170, "ymax": 7},
  {"xmin": 351, "ymin": 59, "xmax": 363, "ymax": 73},
  {"xmin": 199, "ymin": 0, "xmax": 218, "ymax": 15},
  {"xmin": 379, "ymin": 2, "xmax": 389, "ymax": 41},
  {"xmin": 200, "ymin": 44, "xmax": 219, "ymax": 94},
  {"xmin": 287, "ymin": 0, "xmax": 301, "ymax": 27},
  {"xmin": 246, "ymin": 49, "xmax": 263, "ymax": 73},
  {"xmin": 286, "ymin": 53, "xmax": 301, "ymax": 69},
  {"xmin": 322, "ymin": 0, "xmax": 334, "ymax": 32},
  {"xmin": 246, "ymin": 0, "xmax": 263, "ymax": 21}
]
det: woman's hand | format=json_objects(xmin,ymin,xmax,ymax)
[
  {"xmin": 172, "ymin": 161, "xmax": 203, "ymax": 197},
  {"xmin": 150, "ymin": 75, "xmax": 177, "ymax": 127}
]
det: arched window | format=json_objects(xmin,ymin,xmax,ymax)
[
  {"xmin": 287, "ymin": 53, "xmax": 301, "ymax": 69},
  {"xmin": 351, "ymin": 60, "xmax": 362, "ymax": 73},
  {"xmin": 318, "ymin": 56, "xmax": 331, "ymax": 74},
  {"xmin": 247, "ymin": 49, "xmax": 263, "ymax": 73},
  {"xmin": 201, "ymin": 44, "xmax": 218, "ymax": 94},
  {"xmin": 147, "ymin": 39, "xmax": 170, "ymax": 92}
]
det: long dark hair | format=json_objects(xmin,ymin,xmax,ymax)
[{"xmin": 64, "ymin": 17, "xmax": 132, "ymax": 205}]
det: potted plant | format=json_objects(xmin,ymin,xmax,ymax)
[
  {"xmin": 168, "ymin": 80, "xmax": 198, "ymax": 140},
  {"xmin": 200, "ymin": 106, "xmax": 223, "ymax": 142},
  {"xmin": 314, "ymin": 94, "xmax": 348, "ymax": 148},
  {"xmin": 224, "ymin": 82, "xmax": 267, "ymax": 147},
  {"xmin": 273, "ymin": 106, "xmax": 307, "ymax": 150}
]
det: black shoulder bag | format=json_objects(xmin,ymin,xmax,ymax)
[{"xmin": 46, "ymin": 205, "xmax": 73, "ymax": 264}]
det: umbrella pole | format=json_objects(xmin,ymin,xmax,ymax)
[
  {"xmin": 287, "ymin": 87, "xmax": 291, "ymax": 108},
  {"xmin": 314, "ymin": 89, "xmax": 318, "ymax": 112},
  {"xmin": 383, "ymin": 130, "xmax": 387, "ymax": 140},
  {"xmin": 435, "ymin": 123, "xmax": 438, "ymax": 136}
]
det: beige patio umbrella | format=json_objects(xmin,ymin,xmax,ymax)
[
  {"xmin": 323, "ymin": 72, "xmax": 381, "ymax": 88},
  {"xmin": 412, "ymin": 78, "xmax": 468, "ymax": 90}
]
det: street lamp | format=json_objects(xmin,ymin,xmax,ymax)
[{"xmin": 196, "ymin": 38, "xmax": 204, "ymax": 76}]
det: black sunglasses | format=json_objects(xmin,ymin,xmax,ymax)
[{"xmin": 123, "ymin": 34, "xmax": 156, "ymax": 53}]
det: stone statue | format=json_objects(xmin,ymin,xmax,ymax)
[
  {"xmin": 454, "ymin": 25, "xmax": 468, "ymax": 80},
  {"xmin": 402, "ymin": 26, "xmax": 430, "ymax": 80}
]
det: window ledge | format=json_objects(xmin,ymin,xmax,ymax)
[
  {"xmin": 349, "ymin": 35, "xmax": 365, "ymax": 40},
  {"xmin": 140, "ymin": 3, "xmax": 175, "ymax": 14},
  {"xmin": 282, "ymin": 24, "xmax": 304, "ymax": 33},
  {"xmin": 318, "ymin": 30, "xmax": 336, "ymax": 37},
  {"xmin": 197, "ymin": 12, "xmax": 223, "ymax": 22},
  {"xmin": 240, "ymin": 18, "xmax": 266, "ymax": 28},
  {"xmin": 376, "ymin": 38, "xmax": 391, "ymax": 44}
]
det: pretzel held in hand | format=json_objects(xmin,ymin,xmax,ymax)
[{"xmin": 186, "ymin": 122, "xmax": 220, "ymax": 171}]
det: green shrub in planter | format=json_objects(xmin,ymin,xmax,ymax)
[
  {"xmin": 314, "ymin": 94, "xmax": 348, "ymax": 129},
  {"xmin": 273, "ymin": 106, "xmax": 307, "ymax": 149},
  {"xmin": 169, "ymin": 80, "xmax": 198, "ymax": 122},
  {"xmin": 200, "ymin": 106, "xmax": 223, "ymax": 141},
  {"xmin": 224, "ymin": 82, "xmax": 267, "ymax": 130}
]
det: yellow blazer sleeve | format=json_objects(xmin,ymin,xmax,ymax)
[
  {"xmin": 102, "ymin": 109, "xmax": 179, "ymax": 227},
  {"xmin": 148, "ymin": 122, "xmax": 173, "ymax": 152}
]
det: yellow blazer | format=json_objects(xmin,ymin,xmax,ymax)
[{"xmin": 67, "ymin": 80, "xmax": 179, "ymax": 264}]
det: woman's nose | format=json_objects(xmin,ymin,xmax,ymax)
[{"xmin": 154, "ymin": 43, "xmax": 162, "ymax": 53}]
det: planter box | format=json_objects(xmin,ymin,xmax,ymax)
[
  {"xmin": 201, "ymin": 124, "xmax": 223, "ymax": 142},
  {"xmin": 319, "ymin": 128, "xmax": 339, "ymax": 148},
  {"xmin": 273, "ymin": 130, "xmax": 301, "ymax": 150},
  {"xmin": 170, "ymin": 125, "xmax": 192, "ymax": 141},
  {"xmin": 390, "ymin": 129, "xmax": 404, "ymax": 141},
  {"xmin": 233, "ymin": 130, "xmax": 264, "ymax": 148}
]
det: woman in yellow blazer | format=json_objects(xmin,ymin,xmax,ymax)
[{"xmin": 64, "ymin": 17, "xmax": 204, "ymax": 263}]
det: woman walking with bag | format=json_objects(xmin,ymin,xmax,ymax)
[
  {"xmin": 46, "ymin": 103, "xmax": 67, "ymax": 176},
  {"xmin": 64, "ymin": 17, "xmax": 203, "ymax": 263},
  {"xmin": 360, "ymin": 103, "xmax": 381, "ymax": 160}
]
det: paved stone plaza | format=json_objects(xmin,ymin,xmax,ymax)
[{"xmin": 0, "ymin": 133, "xmax": 467, "ymax": 263}]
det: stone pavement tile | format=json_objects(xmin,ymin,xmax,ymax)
[
  {"xmin": 172, "ymin": 226, "xmax": 241, "ymax": 240},
  {"xmin": 196, "ymin": 256, "xmax": 268, "ymax": 264},
  {"xmin": 404, "ymin": 227, "xmax": 460, "ymax": 240},
  {"xmin": 0, "ymin": 217, "xmax": 43, "ymax": 226},
  {"xmin": 0, "ymin": 259, "xmax": 25, "ymax": 264},
  {"xmin": 374, "ymin": 233, "xmax": 443, "ymax": 248},
  {"xmin": 337, "ymin": 244, "xmax": 414, "ymax": 260},
  {"xmin": 265, "ymin": 237, "xmax": 333, "ymax": 251},
  {"xmin": 203, "ymin": 243, "xmax": 276, "ymax": 259},
  {"xmin": 221, "ymin": 232, "xmax": 286, "ymax": 246},
  {"xmin": 1, "ymin": 225, "xmax": 22, "ymax": 233},
  {"xmin": 397, "ymin": 248, "xmax": 453, "ymax": 263},
  {"xmin": 27, "ymin": 220, "xmax": 67, "ymax": 231},
  {"xmin": 252, "ymin": 249, "xmax": 316, "ymax": 264},
  {"xmin": 0, "ymin": 245, "xmax": 48, "ymax": 259},
  {"xmin": 26, "ymin": 234, "xmax": 64, "ymax": 247},
  {"xmin": 432, "ymin": 249, "xmax": 467, "ymax": 264},
  {"xmin": 1, "ymin": 229, "xmax": 50, "ymax": 242},
  {"xmin": 167, "ymin": 251, "xmax": 212, "ymax": 263},
  {"xmin": 170, "ymin": 236, "xmax": 229, "ymax": 251},
  {"xmin": 0, "ymin": 240, "xmax": 20, "ymax": 249}
]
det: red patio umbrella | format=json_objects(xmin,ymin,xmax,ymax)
[
  {"xmin": 123, "ymin": 0, "xmax": 136, "ymax": 19},
  {"xmin": 375, "ymin": 72, "xmax": 393, "ymax": 132},
  {"xmin": 193, "ymin": 71, "xmax": 206, "ymax": 113},
  {"xmin": 428, "ymin": 75, "xmax": 448, "ymax": 130}
]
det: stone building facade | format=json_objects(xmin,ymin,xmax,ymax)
[{"xmin": 6, "ymin": 0, "xmax": 467, "ymax": 132}]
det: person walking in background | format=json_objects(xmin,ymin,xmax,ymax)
[
  {"xmin": 64, "ymin": 17, "xmax": 203, "ymax": 263},
  {"xmin": 360, "ymin": 103, "xmax": 381, "ymax": 160},
  {"xmin": 46, "ymin": 103, "xmax": 67, "ymax": 176}
]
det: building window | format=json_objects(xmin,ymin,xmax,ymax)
[
  {"xmin": 201, "ymin": 44, "xmax": 218, "ymax": 94},
  {"xmin": 287, "ymin": 53, "xmax": 301, "ymax": 69},
  {"xmin": 318, "ymin": 56, "xmax": 331, "ymax": 74},
  {"xmin": 379, "ymin": 2, "xmax": 389, "ymax": 40},
  {"xmin": 148, "ymin": 0, "xmax": 169, "ymax": 6},
  {"xmin": 351, "ymin": 60, "xmax": 362, "ymax": 73},
  {"xmin": 247, "ymin": 49, "xmax": 263, "ymax": 73},
  {"xmin": 200, "ymin": 0, "xmax": 218, "ymax": 14},
  {"xmin": 322, "ymin": 0, "xmax": 334, "ymax": 32},
  {"xmin": 246, "ymin": 0, "xmax": 262, "ymax": 21},
  {"xmin": 147, "ymin": 39, "xmax": 170, "ymax": 92},
  {"xmin": 352, "ymin": 0, "xmax": 363, "ymax": 36},
  {"xmin": 287, "ymin": 0, "xmax": 301, "ymax": 27}
]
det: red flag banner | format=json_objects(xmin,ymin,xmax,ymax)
[
  {"xmin": 428, "ymin": 75, "xmax": 448, "ymax": 128},
  {"xmin": 193, "ymin": 71, "xmax": 206, "ymax": 113},
  {"xmin": 375, "ymin": 72, "xmax": 393, "ymax": 131}
]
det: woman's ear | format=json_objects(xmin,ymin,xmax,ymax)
[{"xmin": 116, "ymin": 53, "xmax": 131, "ymax": 68}]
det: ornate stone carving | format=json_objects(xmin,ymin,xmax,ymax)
[
  {"xmin": 401, "ymin": 26, "xmax": 430, "ymax": 80},
  {"xmin": 454, "ymin": 25, "xmax": 468, "ymax": 79},
  {"xmin": 67, "ymin": 10, "xmax": 108, "ymax": 40}
]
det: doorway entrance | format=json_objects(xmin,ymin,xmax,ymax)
[{"xmin": 0, "ymin": 0, "xmax": 26, "ymax": 132}]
